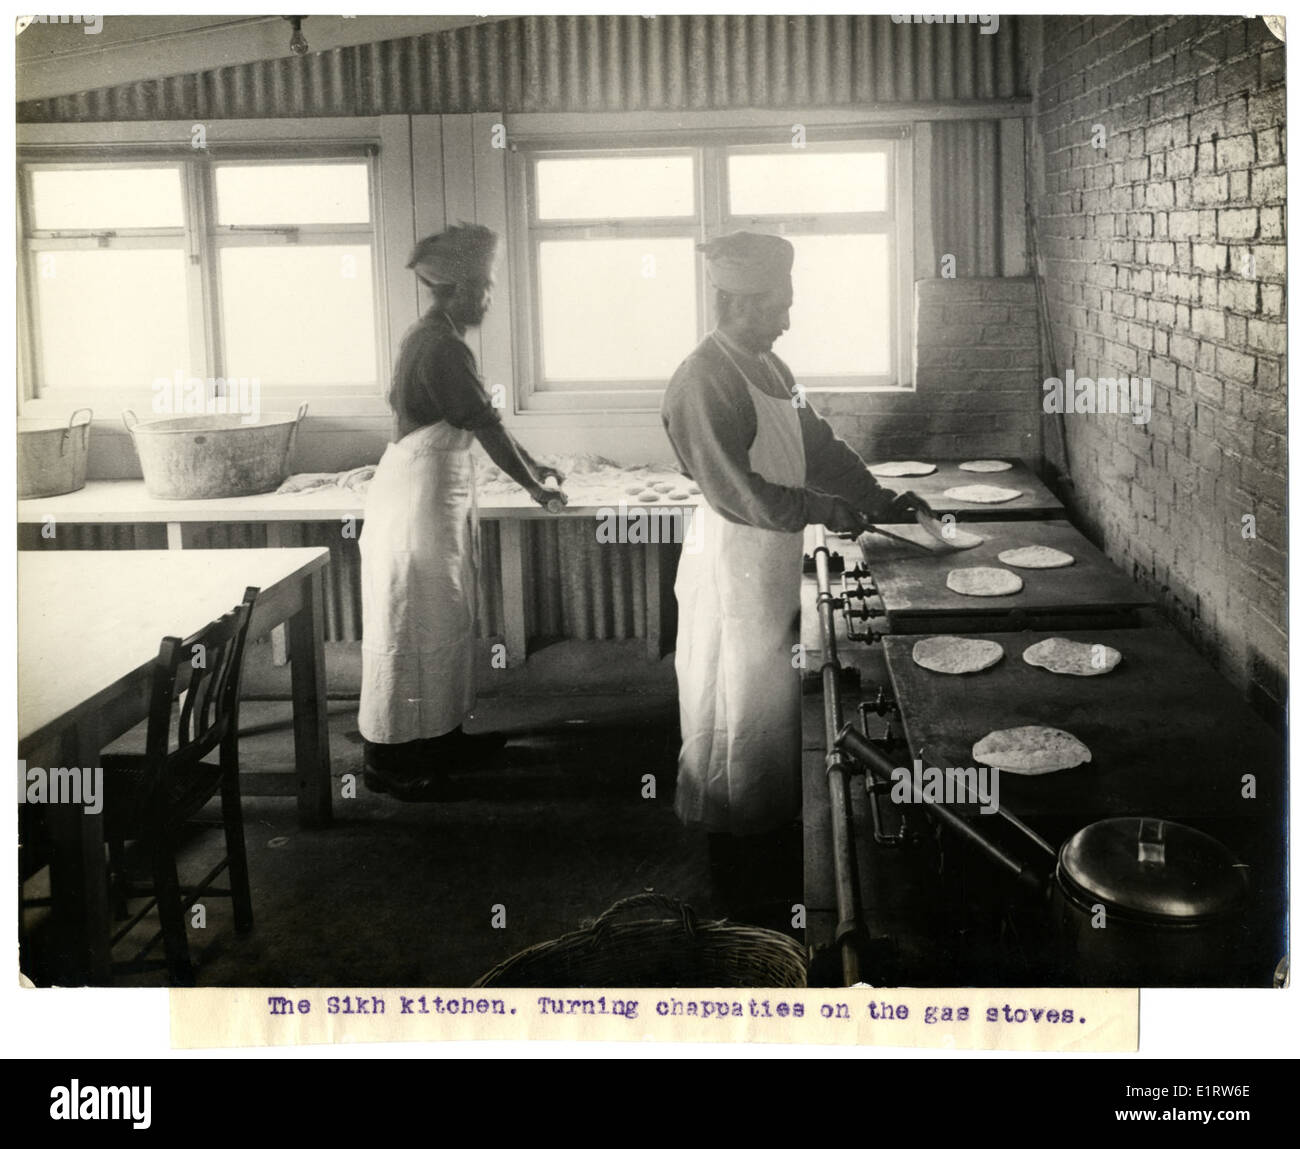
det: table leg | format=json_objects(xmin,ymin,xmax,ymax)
[
  {"xmin": 288, "ymin": 567, "xmax": 332, "ymax": 828},
  {"xmin": 45, "ymin": 718, "xmax": 111, "ymax": 984},
  {"xmin": 166, "ymin": 521, "xmax": 184, "ymax": 550},
  {"xmin": 645, "ymin": 532, "xmax": 677, "ymax": 661},
  {"xmin": 264, "ymin": 522, "xmax": 291, "ymax": 667},
  {"xmin": 498, "ymin": 519, "xmax": 527, "ymax": 667}
]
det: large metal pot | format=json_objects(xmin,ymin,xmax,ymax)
[
  {"xmin": 1052, "ymin": 816, "xmax": 1248, "ymax": 987},
  {"xmin": 834, "ymin": 726, "xmax": 1252, "ymax": 986},
  {"xmin": 18, "ymin": 408, "xmax": 93, "ymax": 499},
  {"xmin": 122, "ymin": 403, "xmax": 308, "ymax": 500}
]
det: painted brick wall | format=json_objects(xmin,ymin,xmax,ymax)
[
  {"xmin": 819, "ymin": 277, "xmax": 1042, "ymax": 464},
  {"xmin": 1030, "ymin": 15, "xmax": 1286, "ymax": 721}
]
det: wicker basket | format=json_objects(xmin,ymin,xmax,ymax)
[{"xmin": 472, "ymin": 893, "xmax": 808, "ymax": 988}]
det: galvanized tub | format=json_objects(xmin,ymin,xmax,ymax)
[
  {"xmin": 18, "ymin": 408, "xmax": 93, "ymax": 499},
  {"xmin": 122, "ymin": 403, "xmax": 308, "ymax": 500}
]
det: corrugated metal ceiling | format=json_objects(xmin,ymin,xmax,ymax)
[{"xmin": 19, "ymin": 15, "xmax": 1027, "ymax": 122}]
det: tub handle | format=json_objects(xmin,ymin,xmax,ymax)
[
  {"xmin": 121, "ymin": 409, "xmax": 140, "ymax": 433},
  {"xmin": 59, "ymin": 407, "xmax": 94, "ymax": 455},
  {"xmin": 286, "ymin": 402, "xmax": 309, "ymax": 462}
]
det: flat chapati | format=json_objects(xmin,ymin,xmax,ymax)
[
  {"xmin": 998, "ymin": 545, "xmax": 1075, "ymax": 569},
  {"xmin": 1023, "ymin": 637, "xmax": 1122, "ymax": 676},
  {"xmin": 912, "ymin": 635, "xmax": 1004, "ymax": 674},
  {"xmin": 943, "ymin": 484, "xmax": 1024, "ymax": 504},
  {"xmin": 946, "ymin": 567, "xmax": 1024, "ymax": 597},
  {"xmin": 972, "ymin": 726, "xmax": 1092, "ymax": 775},
  {"xmin": 959, "ymin": 459, "xmax": 1013, "ymax": 473},
  {"xmin": 869, "ymin": 460, "xmax": 938, "ymax": 477}
]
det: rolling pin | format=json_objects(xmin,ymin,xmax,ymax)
[{"xmin": 542, "ymin": 475, "xmax": 565, "ymax": 514}]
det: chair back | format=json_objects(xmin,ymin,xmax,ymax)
[{"xmin": 141, "ymin": 587, "xmax": 259, "ymax": 803}]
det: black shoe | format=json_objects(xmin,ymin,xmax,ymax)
[
  {"xmin": 363, "ymin": 739, "xmax": 456, "ymax": 802},
  {"xmin": 363, "ymin": 761, "xmax": 457, "ymax": 802},
  {"xmin": 428, "ymin": 726, "xmax": 509, "ymax": 758}
]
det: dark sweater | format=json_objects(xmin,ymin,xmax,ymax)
[
  {"xmin": 390, "ymin": 310, "xmax": 501, "ymax": 438},
  {"xmin": 661, "ymin": 332, "xmax": 893, "ymax": 532}
]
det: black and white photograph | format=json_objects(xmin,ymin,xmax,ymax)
[{"xmin": 7, "ymin": 8, "xmax": 1294, "ymax": 1063}]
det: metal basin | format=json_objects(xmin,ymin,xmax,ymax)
[
  {"xmin": 123, "ymin": 403, "xmax": 308, "ymax": 500},
  {"xmin": 18, "ymin": 408, "xmax": 93, "ymax": 499}
]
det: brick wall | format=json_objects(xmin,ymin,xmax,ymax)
[
  {"xmin": 1030, "ymin": 14, "xmax": 1286, "ymax": 721},
  {"xmin": 819, "ymin": 277, "xmax": 1042, "ymax": 464}
]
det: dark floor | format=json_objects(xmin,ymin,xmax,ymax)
[{"xmin": 22, "ymin": 685, "xmax": 804, "ymax": 988}]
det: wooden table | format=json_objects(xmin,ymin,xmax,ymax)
[
  {"xmin": 17, "ymin": 479, "xmax": 699, "ymax": 663},
  {"xmin": 867, "ymin": 458, "xmax": 1064, "ymax": 519},
  {"xmin": 854, "ymin": 519, "xmax": 1151, "ymax": 632},
  {"xmin": 18, "ymin": 547, "xmax": 332, "ymax": 983}
]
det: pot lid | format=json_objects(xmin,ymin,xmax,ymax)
[{"xmin": 1058, "ymin": 818, "xmax": 1247, "ymax": 920}]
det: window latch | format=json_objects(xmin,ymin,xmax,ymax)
[
  {"xmin": 226, "ymin": 224, "xmax": 300, "ymax": 244},
  {"xmin": 48, "ymin": 229, "xmax": 117, "ymax": 246}
]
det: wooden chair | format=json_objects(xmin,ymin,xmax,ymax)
[{"xmin": 102, "ymin": 587, "xmax": 260, "ymax": 986}]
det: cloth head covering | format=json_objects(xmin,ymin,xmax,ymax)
[
  {"xmin": 698, "ymin": 230, "xmax": 794, "ymax": 295},
  {"xmin": 408, "ymin": 223, "xmax": 499, "ymax": 287}
]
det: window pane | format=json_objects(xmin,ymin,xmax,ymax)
[
  {"xmin": 777, "ymin": 234, "xmax": 892, "ymax": 377},
  {"xmin": 536, "ymin": 155, "xmax": 695, "ymax": 220},
  {"xmin": 728, "ymin": 151, "xmax": 889, "ymax": 215},
  {"xmin": 219, "ymin": 246, "xmax": 377, "ymax": 385},
  {"xmin": 215, "ymin": 163, "xmax": 371, "ymax": 226},
  {"xmin": 34, "ymin": 248, "xmax": 191, "ymax": 390},
  {"xmin": 538, "ymin": 238, "xmax": 697, "ymax": 382},
  {"xmin": 29, "ymin": 167, "xmax": 184, "ymax": 230}
]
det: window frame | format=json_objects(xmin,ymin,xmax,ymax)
[
  {"xmin": 16, "ymin": 118, "xmax": 407, "ymax": 422},
  {"xmin": 507, "ymin": 122, "xmax": 913, "ymax": 414},
  {"xmin": 518, "ymin": 144, "xmax": 707, "ymax": 405}
]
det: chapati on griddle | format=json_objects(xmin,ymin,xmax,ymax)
[
  {"xmin": 869, "ymin": 460, "xmax": 937, "ymax": 477},
  {"xmin": 1023, "ymin": 637, "xmax": 1122, "ymax": 676},
  {"xmin": 912, "ymin": 635, "xmax": 1004, "ymax": 674},
  {"xmin": 916, "ymin": 513, "xmax": 984, "ymax": 549},
  {"xmin": 946, "ymin": 567, "xmax": 1024, "ymax": 597},
  {"xmin": 972, "ymin": 726, "xmax": 1092, "ymax": 775},
  {"xmin": 958, "ymin": 459, "xmax": 1013, "ymax": 473},
  {"xmin": 998, "ymin": 545, "xmax": 1075, "ymax": 569},
  {"xmin": 943, "ymin": 484, "xmax": 1024, "ymax": 504}
]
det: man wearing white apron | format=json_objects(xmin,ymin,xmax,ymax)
[
  {"xmin": 662, "ymin": 232, "xmax": 926, "ymax": 855},
  {"xmin": 359, "ymin": 224, "xmax": 565, "ymax": 800}
]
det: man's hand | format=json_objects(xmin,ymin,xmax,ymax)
[
  {"xmin": 534, "ymin": 463, "xmax": 565, "ymax": 487},
  {"xmin": 895, "ymin": 489, "xmax": 935, "ymax": 520},
  {"xmin": 875, "ymin": 489, "xmax": 934, "ymax": 523},
  {"xmin": 529, "ymin": 481, "xmax": 568, "ymax": 510},
  {"xmin": 826, "ymin": 497, "xmax": 869, "ymax": 536}
]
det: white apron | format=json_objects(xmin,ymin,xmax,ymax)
[
  {"xmin": 358, "ymin": 421, "xmax": 480, "ymax": 743},
  {"xmin": 673, "ymin": 345, "xmax": 806, "ymax": 836}
]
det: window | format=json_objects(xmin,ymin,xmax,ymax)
[
  {"xmin": 19, "ymin": 153, "xmax": 382, "ymax": 403},
  {"xmin": 511, "ymin": 135, "xmax": 911, "ymax": 409}
]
